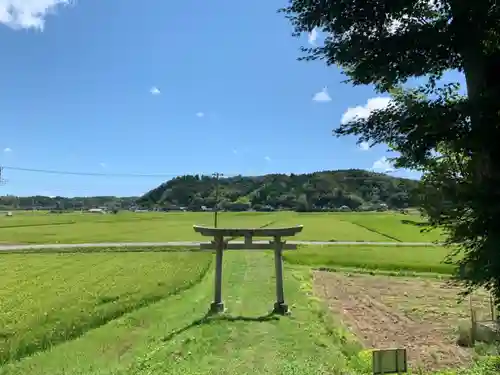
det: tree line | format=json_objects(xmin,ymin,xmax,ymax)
[{"xmin": 0, "ymin": 195, "xmax": 137, "ymax": 211}]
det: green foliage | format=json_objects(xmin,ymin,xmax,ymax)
[
  {"xmin": 139, "ymin": 170, "xmax": 419, "ymax": 211},
  {"xmin": 280, "ymin": 0, "xmax": 500, "ymax": 306}
]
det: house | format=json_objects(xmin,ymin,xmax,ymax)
[{"xmin": 377, "ymin": 203, "xmax": 389, "ymax": 212}]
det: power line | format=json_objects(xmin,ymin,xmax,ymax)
[
  {"xmin": 2, "ymin": 166, "xmax": 179, "ymax": 177},
  {"xmin": 1, "ymin": 166, "xmax": 405, "ymax": 181},
  {"xmin": 2, "ymin": 166, "xmax": 237, "ymax": 179}
]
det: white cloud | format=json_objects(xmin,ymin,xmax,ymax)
[
  {"xmin": 0, "ymin": 0, "xmax": 72, "ymax": 30},
  {"xmin": 372, "ymin": 156, "xmax": 394, "ymax": 172},
  {"xmin": 312, "ymin": 87, "xmax": 331, "ymax": 102},
  {"xmin": 341, "ymin": 97, "xmax": 392, "ymax": 124},
  {"xmin": 196, "ymin": 112, "xmax": 204, "ymax": 118},
  {"xmin": 150, "ymin": 86, "xmax": 161, "ymax": 95},
  {"xmin": 308, "ymin": 28, "xmax": 318, "ymax": 45},
  {"xmin": 359, "ymin": 142, "xmax": 370, "ymax": 151},
  {"xmin": 264, "ymin": 156, "xmax": 271, "ymax": 162},
  {"xmin": 3, "ymin": 147, "xmax": 12, "ymax": 153}
]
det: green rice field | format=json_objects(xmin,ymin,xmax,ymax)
[{"xmin": 0, "ymin": 211, "xmax": 444, "ymax": 244}]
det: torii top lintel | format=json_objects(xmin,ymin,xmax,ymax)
[{"xmin": 193, "ymin": 225, "xmax": 303, "ymax": 237}]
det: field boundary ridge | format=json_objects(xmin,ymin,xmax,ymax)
[{"xmin": 0, "ymin": 240, "xmax": 441, "ymax": 252}]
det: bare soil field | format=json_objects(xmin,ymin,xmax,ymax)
[{"xmin": 313, "ymin": 271, "xmax": 492, "ymax": 372}]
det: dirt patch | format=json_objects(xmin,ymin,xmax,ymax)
[{"xmin": 313, "ymin": 271, "xmax": 492, "ymax": 372}]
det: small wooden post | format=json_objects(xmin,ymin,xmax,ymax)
[
  {"xmin": 489, "ymin": 292, "xmax": 496, "ymax": 321},
  {"xmin": 272, "ymin": 236, "xmax": 288, "ymax": 315},
  {"xmin": 469, "ymin": 295, "xmax": 477, "ymax": 346},
  {"xmin": 244, "ymin": 234, "xmax": 252, "ymax": 247},
  {"xmin": 372, "ymin": 348, "xmax": 407, "ymax": 375},
  {"xmin": 210, "ymin": 235, "xmax": 225, "ymax": 314}
]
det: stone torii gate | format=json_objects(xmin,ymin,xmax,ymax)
[{"xmin": 193, "ymin": 225, "xmax": 303, "ymax": 315}]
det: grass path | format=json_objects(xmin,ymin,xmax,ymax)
[{"xmin": 0, "ymin": 252, "xmax": 364, "ymax": 375}]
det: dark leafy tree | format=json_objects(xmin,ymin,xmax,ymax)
[
  {"xmin": 388, "ymin": 192, "xmax": 409, "ymax": 209},
  {"xmin": 280, "ymin": 0, "xmax": 500, "ymax": 303}
]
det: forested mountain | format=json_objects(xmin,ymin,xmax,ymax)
[{"xmin": 138, "ymin": 169, "xmax": 420, "ymax": 211}]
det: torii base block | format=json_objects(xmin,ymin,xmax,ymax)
[
  {"xmin": 273, "ymin": 302, "xmax": 289, "ymax": 315},
  {"xmin": 210, "ymin": 302, "xmax": 225, "ymax": 314}
]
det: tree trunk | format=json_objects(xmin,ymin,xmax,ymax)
[
  {"xmin": 463, "ymin": 52, "xmax": 500, "ymax": 183},
  {"xmin": 449, "ymin": 2, "xmax": 500, "ymax": 255},
  {"xmin": 451, "ymin": 0, "xmax": 500, "ymax": 184}
]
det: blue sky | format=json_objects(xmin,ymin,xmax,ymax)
[{"xmin": 0, "ymin": 0, "xmax": 464, "ymax": 197}]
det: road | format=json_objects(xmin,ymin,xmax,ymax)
[{"xmin": 0, "ymin": 240, "xmax": 439, "ymax": 251}]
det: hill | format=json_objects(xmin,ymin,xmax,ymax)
[{"xmin": 138, "ymin": 169, "xmax": 420, "ymax": 211}]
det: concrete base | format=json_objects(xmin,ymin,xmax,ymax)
[
  {"xmin": 273, "ymin": 302, "xmax": 290, "ymax": 315},
  {"xmin": 209, "ymin": 302, "xmax": 225, "ymax": 314},
  {"xmin": 476, "ymin": 321, "xmax": 500, "ymax": 344}
]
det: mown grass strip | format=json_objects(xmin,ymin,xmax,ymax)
[
  {"xmin": 312, "ymin": 266, "xmax": 451, "ymax": 279},
  {"xmin": 284, "ymin": 245, "xmax": 455, "ymax": 274},
  {"xmin": 0, "ymin": 222, "xmax": 77, "ymax": 230},
  {"xmin": 0, "ymin": 246, "xmax": 200, "ymax": 255}
]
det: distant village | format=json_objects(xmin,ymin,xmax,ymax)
[{"xmin": 8, "ymin": 203, "xmax": 390, "ymax": 215}]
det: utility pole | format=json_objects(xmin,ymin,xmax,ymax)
[
  {"xmin": 212, "ymin": 172, "xmax": 224, "ymax": 228},
  {"xmin": 0, "ymin": 167, "xmax": 6, "ymax": 211},
  {"xmin": 0, "ymin": 167, "xmax": 6, "ymax": 186}
]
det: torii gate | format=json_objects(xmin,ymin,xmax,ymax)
[{"xmin": 193, "ymin": 225, "xmax": 303, "ymax": 315}]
